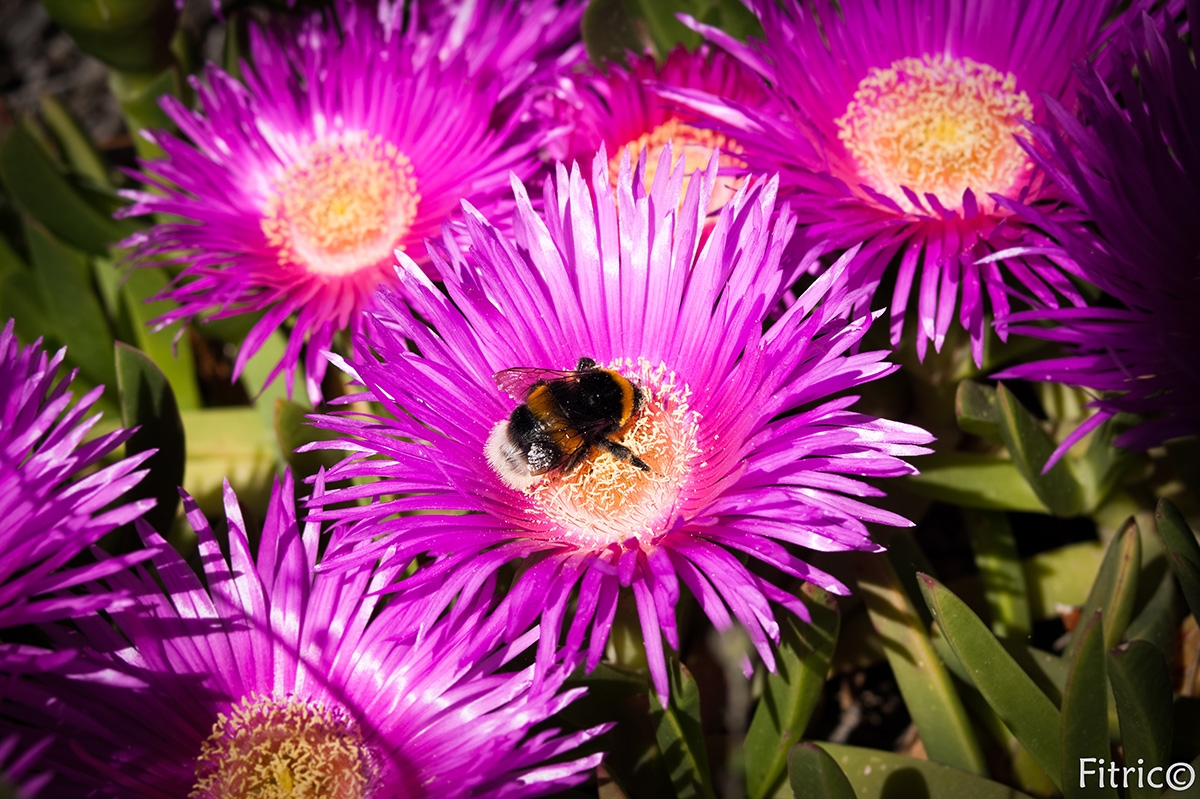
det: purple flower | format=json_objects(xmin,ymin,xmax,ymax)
[
  {"xmin": 120, "ymin": 0, "xmax": 576, "ymax": 403},
  {"xmin": 0, "ymin": 321, "xmax": 154, "ymax": 631},
  {"xmin": 661, "ymin": 0, "xmax": 1143, "ymax": 365},
  {"xmin": 994, "ymin": 4, "xmax": 1200, "ymax": 460},
  {"xmin": 0, "ymin": 735, "xmax": 51, "ymax": 798},
  {"xmin": 1, "ymin": 473, "xmax": 606, "ymax": 797},
  {"xmin": 306, "ymin": 146, "xmax": 933, "ymax": 699},
  {"xmin": 551, "ymin": 45, "xmax": 774, "ymax": 213}
]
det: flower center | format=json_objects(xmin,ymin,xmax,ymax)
[
  {"xmin": 610, "ymin": 119, "xmax": 743, "ymax": 211},
  {"xmin": 262, "ymin": 132, "xmax": 420, "ymax": 277},
  {"xmin": 835, "ymin": 54, "xmax": 1034, "ymax": 212},
  {"xmin": 529, "ymin": 359, "xmax": 701, "ymax": 549},
  {"xmin": 191, "ymin": 695, "xmax": 375, "ymax": 799}
]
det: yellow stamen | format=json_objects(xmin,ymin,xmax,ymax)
[
  {"xmin": 610, "ymin": 119, "xmax": 743, "ymax": 212},
  {"xmin": 528, "ymin": 359, "xmax": 701, "ymax": 549},
  {"xmin": 191, "ymin": 695, "xmax": 374, "ymax": 799},
  {"xmin": 262, "ymin": 132, "xmax": 420, "ymax": 277},
  {"xmin": 836, "ymin": 54, "xmax": 1034, "ymax": 212}
]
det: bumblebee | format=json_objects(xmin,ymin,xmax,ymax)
[{"xmin": 486, "ymin": 357, "xmax": 651, "ymax": 490}]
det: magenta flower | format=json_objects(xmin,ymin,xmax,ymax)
[
  {"xmin": 307, "ymin": 146, "xmax": 933, "ymax": 699},
  {"xmin": 0, "ymin": 321, "xmax": 154, "ymax": 631},
  {"xmin": 1, "ymin": 473, "xmax": 606, "ymax": 797},
  {"xmin": 552, "ymin": 45, "xmax": 773, "ymax": 212},
  {"xmin": 994, "ymin": 6, "xmax": 1200, "ymax": 460},
  {"xmin": 662, "ymin": 0, "xmax": 1141, "ymax": 364},
  {"xmin": 120, "ymin": 0, "xmax": 574, "ymax": 403},
  {"xmin": 0, "ymin": 735, "xmax": 51, "ymax": 798}
]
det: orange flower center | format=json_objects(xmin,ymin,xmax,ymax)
[
  {"xmin": 262, "ymin": 133, "xmax": 420, "ymax": 277},
  {"xmin": 527, "ymin": 359, "xmax": 701, "ymax": 549},
  {"xmin": 836, "ymin": 54, "xmax": 1034, "ymax": 213},
  {"xmin": 191, "ymin": 695, "xmax": 374, "ymax": 799},
  {"xmin": 610, "ymin": 119, "xmax": 743, "ymax": 212}
]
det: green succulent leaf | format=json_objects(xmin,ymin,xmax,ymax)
[
  {"xmin": 956, "ymin": 380, "xmax": 1002, "ymax": 439},
  {"xmin": 1060, "ymin": 611, "xmax": 1115, "ymax": 799},
  {"xmin": 110, "ymin": 67, "xmax": 182, "ymax": 160},
  {"xmin": 1125, "ymin": 567, "xmax": 1177, "ymax": 656},
  {"xmin": 1108, "ymin": 641, "xmax": 1174, "ymax": 799},
  {"xmin": 652, "ymin": 658, "xmax": 716, "ymax": 799},
  {"xmin": 180, "ymin": 408, "xmax": 280, "ymax": 516},
  {"xmin": 918, "ymin": 573, "xmax": 1062, "ymax": 789},
  {"xmin": 1, "ymin": 125, "xmax": 127, "ymax": 256},
  {"xmin": 275, "ymin": 399, "xmax": 346, "ymax": 480},
  {"xmin": 964, "ymin": 509, "xmax": 1031, "ymax": 639},
  {"xmin": 116, "ymin": 342, "xmax": 185, "ymax": 533},
  {"xmin": 814, "ymin": 743, "xmax": 1038, "ymax": 799},
  {"xmin": 787, "ymin": 743, "xmax": 856, "ymax": 799},
  {"xmin": 899, "ymin": 452, "xmax": 1047, "ymax": 512},
  {"xmin": 857, "ymin": 554, "xmax": 987, "ymax": 776},
  {"xmin": 1023, "ymin": 541, "xmax": 1104, "ymax": 621},
  {"xmin": 562, "ymin": 664, "xmax": 676, "ymax": 799},
  {"xmin": 25, "ymin": 221, "xmax": 117, "ymax": 391},
  {"xmin": 38, "ymin": 95, "xmax": 111, "ymax": 186},
  {"xmin": 744, "ymin": 584, "xmax": 840, "ymax": 799},
  {"xmin": 995, "ymin": 383, "xmax": 1084, "ymax": 517},
  {"xmin": 1064, "ymin": 519, "xmax": 1140, "ymax": 661},
  {"xmin": 41, "ymin": 0, "xmax": 179, "ymax": 74},
  {"xmin": 0, "ymin": 235, "xmax": 53, "ymax": 343},
  {"xmin": 1156, "ymin": 498, "xmax": 1200, "ymax": 621},
  {"xmin": 117, "ymin": 265, "xmax": 201, "ymax": 410}
]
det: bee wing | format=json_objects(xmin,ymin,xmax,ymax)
[{"xmin": 493, "ymin": 367, "xmax": 578, "ymax": 400}]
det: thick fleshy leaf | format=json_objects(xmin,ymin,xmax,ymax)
[
  {"xmin": 1108, "ymin": 641, "xmax": 1174, "ymax": 799},
  {"xmin": 919, "ymin": 574, "xmax": 1062, "ymax": 789},
  {"xmin": 582, "ymin": 0, "xmax": 760, "ymax": 65},
  {"xmin": 119, "ymin": 265, "xmax": 201, "ymax": 410},
  {"xmin": 41, "ymin": 0, "xmax": 178, "ymax": 74},
  {"xmin": 25, "ymin": 220, "xmax": 116, "ymax": 390},
  {"xmin": 1125, "ymin": 567, "xmax": 1176, "ymax": 656},
  {"xmin": 744, "ymin": 584, "xmax": 839, "ymax": 799},
  {"xmin": 1061, "ymin": 611, "xmax": 1115, "ymax": 799},
  {"xmin": 995, "ymin": 383, "xmax": 1084, "ymax": 517},
  {"xmin": 39, "ymin": 94, "xmax": 110, "ymax": 186},
  {"xmin": 0, "ymin": 235, "xmax": 52, "ymax": 343},
  {"xmin": 787, "ymin": 743, "xmax": 855, "ymax": 799},
  {"xmin": 561, "ymin": 664, "xmax": 675, "ymax": 799},
  {"xmin": 858, "ymin": 554, "xmax": 986, "ymax": 775},
  {"xmin": 956, "ymin": 380, "xmax": 1001, "ymax": 439},
  {"xmin": 815, "ymin": 743, "xmax": 1037, "ymax": 799},
  {"xmin": 110, "ymin": 67, "xmax": 180, "ymax": 160},
  {"xmin": 275, "ymin": 399, "xmax": 345, "ymax": 480},
  {"xmin": 181, "ymin": 408, "xmax": 279, "ymax": 515},
  {"xmin": 1064, "ymin": 520, "xmax": 1140, "ymax": 661},
  {"xmin": 965, "ymin": 509, "xmax": 1030, "ymax": 639},
  {"xmin": 1, "ymin": 125, "xmax": 125, "ymax": 255},
  {"xmin": 900, "ymin": 452, "xmax": 1047, "ymax": 512},
  {"xmin": 1024, "ymin": 542, "xmax": 1104, "ymax": 620},
  {"xmin": 652, "ymin": 658, "xmax": 716, "ymax": 799},
  {"xmin": 116, "ymin": 342, "xmax": 184, "ymax": 533},
  {"xmin": 1157, "ymin": 498, "xmax": 1200, "ymax": 621}
]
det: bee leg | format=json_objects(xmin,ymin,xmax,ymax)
[
  {"xmin": 599, "ymin": 438, "xmax": 651, "ymax": 472},
  {"xmin": 560, "ymin": 445, "xmax": 593, "ymax": 475}
]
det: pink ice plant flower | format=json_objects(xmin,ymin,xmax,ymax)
[
  {"xmin": 0, "ymin": 734, "xmax": 51, "ymax": 798},
  {"xmin": 552, "ymin": 45, "xmax": 774, "ymax": 213},
  {"xmin": 306, "ymin": 145, "xmax": 934, "ymax": 699},
  {"xmin": 994, "ymin": 4, "xmax": 1200, "ymax": 461},
  {"xmin": 0, "ymin": 320, "xmax": 155, "ymax": 631},
  {"xmin": 120, "ymin": 0, "xmax": 577, "ymax": 404},
  {"xmin": 661, "ymin": 0, "xmax": 1145, "ymax": 365},
  {"xmin": 0, "ymin": 473, "xmax": 607, "ymax": 797}
]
